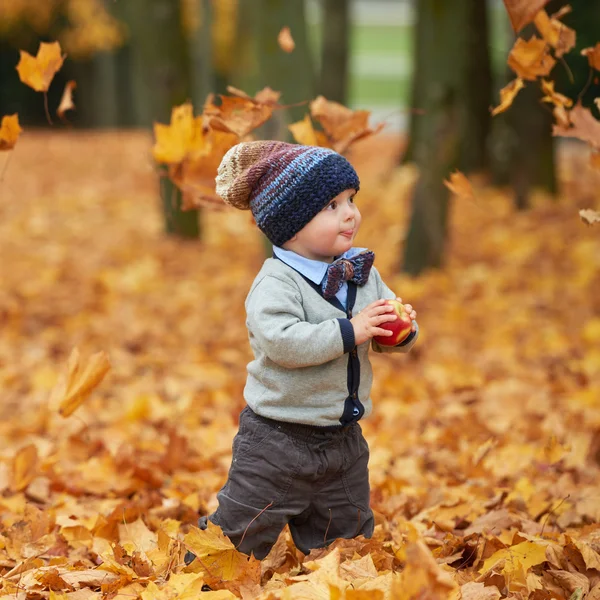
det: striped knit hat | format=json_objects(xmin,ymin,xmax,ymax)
[{"xmin": 215, "ymin": 141, "xmax": 360, "ymax": 246}]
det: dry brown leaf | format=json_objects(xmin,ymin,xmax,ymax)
[
  {"xmin": 491, "ymin": 78, "xmax": 525, "ymax": 116},
  {"xmin": 582, "ymin": 43, "xmax": 600, "ymax": 71},
  {"xmin": 58, "ymin": 348, "xmax": 111, "ymax": 417},
  {"xmin": 310, "ymin": 96, "xmax": 383, "ymax": 154},
  {"xmin": 553, "ymin": 103, "xmax": 600, "ymax": 149},
  {"xmin": 502, "ymin": 0, "xmax": 551, "ymax": 32},
  {"xmin": 16, "ymin": 41, "xmax": 65, "ymax": 92},
  {"xmin": 533, "ymin": 9, "xmax": 576, "ymax": 57},
  {"xmin": 277, "ymin": 26, "xmax": 295, "ymax": 53},
  {"xmin": 548, "ymin": 569, "xmax": 590, "ymax": 596},
  {"xmin": 460, "ymin": 581, "xmax": 501, "ymax": 600},
  {"xmin": 508, "ymin": 36, "xmax": 557, "ymax": 80},
  {"xmin": 226, "ymin": 85, "xmax": 281, "ymax": 106},
  {"xmin": 57, "ymin": 80, "xmax": 77, "ymax": 120},
  {"xmin": 203, "ymin": 94, "xmax": 274, "ymax": 138},
  {"xmin": 0, "ymin": 114, "xmax": 23, "ymax": 151},
  {"xmin": 579, "ymin": 209, "xmax": 600, "ymax": 226},
  {"xmin": 444, "ymin": 171, "xmax": 474, "ymax": 200}
]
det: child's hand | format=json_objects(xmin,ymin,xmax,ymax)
[
  {"xmin": 396, "ymin": 297, "xmax": 418, "ymax": 331},
  {"xmin": 351, "ymin": 299, "xmax": 398, "ymax": 346}
]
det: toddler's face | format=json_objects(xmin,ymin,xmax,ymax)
[{"xmin": 283, "ymin": 189, "xmax": 361, "ymax": 262}]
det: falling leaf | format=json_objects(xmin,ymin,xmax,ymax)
[
  {"xmin": 541, "ymin": 79, "xmax": 573, "ymax": 109},
  {"xmin": 581, "ymin": 43, "xmax": 600, "ymax": 71},
  {"xmin": 58, "ymin": 348, "xmax": 111, "ymax": 417},
  {"xmin": 579, "ymin": 209, "xmax": 600, "ymax": 226},
  {"xmin": 444, "ymin": 170, "xmax": 474, "ymax": 200},
  {"xmin": 12, "ymin": 444, "xmax": 38, "ymax": 492},
  {"xmin": 57, "ymin": 80, "xmax": 77, "ymax": 120},
  {"xmin": 508, "ymin": 36, "xmax": 556, "ymax": 80},
  {"xmin": 533, "ymin": 9, "xmax": 576, "ymax": 58},
  {"xmin": 153, "ymin": 102, "xmax": 205, "ymax": 165},
  {"xmin": 16, "ymin": 41, "xmax": 65, "ymax": 92},
  {"xmin": 491, "ymin": 78, "xmax": 525, "ymax": 116},
  {"xmin": 203, "ymin": 93, "xmax": 274, "ymax": 139},
  {"xmin": 502, "ymin": 0, "xmax": 551, "ymax": 32},
  {"xmin": 310, "ymin": 95, "xmax": 384, "ymax": 154},
  {"xmin": 0, "ymin": 114, "xmax": 23, "ymax": 151},
  {"xmin": 553, "ymin": 103, "xmax": 600, "ymax": 149},
  {"xmin": 226, "ymin": 85, "xmax": 281, "ymax": 106},
  {"xmin": 277, "ymin": 26, "xmax": 295, "ymax": 53},
  {"xmin": 288, "ymin": 114, "xmax": 329, "ymax": 147}
]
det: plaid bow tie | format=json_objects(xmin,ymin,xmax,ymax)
[{"xmin": 321, "ymin": 250, "xmax": 375, "ymax": 299}]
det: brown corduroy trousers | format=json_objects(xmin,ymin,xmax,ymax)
[{"xmin": 198, "ymin": 406, "xmax": 375, "ymax": 559}]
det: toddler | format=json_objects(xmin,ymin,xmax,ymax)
[{"xmin": 188, "ymin": 141, "xmax": 418, "ymax": 561}]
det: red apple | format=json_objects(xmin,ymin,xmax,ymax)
[{"xmin": 373, "ymin": 299, "xmax": 413, "ymax": 346}]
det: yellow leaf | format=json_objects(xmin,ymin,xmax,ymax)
[
  {"xmin": 58, "ymin": 348, "xmax": 111, "ymax": 417},
  {"xmin": 0, "ymin": 114, "xmax": 23, "ymax": 151},
  {"xmin": 12, "ymin": 444, "xmax": 38, "ymax": 492},
  {"xmin": 540, "ymin": 79, "xmax": 572, "ymax": 109},
  {"xmin": 183, "ymin": 521, "xmax": 249, "ymax": 580},
  {"xmin": 152, "ymin": 102, "xmax": 205, "ymax": 165},
  {"xmin": 16, "ymin": 41, "xmax": 65, "ymax": 92},
  {"xmin": 491, "ymin": 78, "xmax": 525, "ymax": 116},
  {"xmin": 289, "ymin": 114, "xmax": 324, "ymax": 147},
  {"xmin": 479, "ymin": 541, "xmax": 548, "ymax": 589}
]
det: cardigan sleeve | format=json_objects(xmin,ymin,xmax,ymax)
[
  {"xmin": 369, "ymin": 267, "xmax": 419, "ymax": 354},
  {"xmin": 246, "ymin": 275, "xmax": 354, "ymax": 368}
]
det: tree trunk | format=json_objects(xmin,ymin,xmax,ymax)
[
  {"xmin": 319, "ymin": 0, "xmax": 349, "ymax": 104},
  {"xmin": 118, "ymin": 0, "xmax": 200, "ymax": 238},
  {"xmin": 402, "ymin": 0, "xmax": 473, "ymax": 276},
  {"xmin": 257, "ymin": 0, "xmax": 315, "ymax": 128}
]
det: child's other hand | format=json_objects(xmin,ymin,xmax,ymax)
[
  {"xmin": 396, "ymin": 297, "xmax": 417, "ymax": 331},
  {"xmin": 351, "ymin": 299, "xmax": 398, "ymax": 346}
]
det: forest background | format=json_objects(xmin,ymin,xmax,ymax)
[{"xmin": 0, "ymin": 1, "xmax": 600, "ymax": 599}]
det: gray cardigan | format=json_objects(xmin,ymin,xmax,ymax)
[{"xmin": 244, "ymin": 258, "xmax": 418, "ymax": 427}]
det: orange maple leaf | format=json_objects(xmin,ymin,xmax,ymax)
[
  {"xmin": 507, "ymin": 36, "xmax": 556, "ymax": 81},
  {"xmin": 533, "ymin": 9, "xmax": 576, "ymax": 58},
  {"xmin": 444, "ymin": 171, "xmax": 474, "ymax": 200},
  {"xmin": 310, "ymin": 96, "xmax": 383, "ymax": 154},
  {"xmin": 153, "ymin": 102, "xmax": 205, "ymax": 165},
  {"xmin": 0, "ymin": 114, "xmax": 23, "ymax": 151},
  {"xmin": 16, "ymin": 41, "xmax": 65, "ymax": 92},
  {"xmin": 288, "ymin": 114, "xmax": 329, "ymax": 148},
  {"xmin": 491, "ymin": 78, "xmax": 525, "ymax": 116},
  {"xmin": 57, "ymin": 347, "xmax": 111, "ymax": 417},
  {"xmin": 203, "ymin": 92, "xmax": 275, "ymax": 138},
  {"xmin": 502, "ymin": 0, "xmax": 550, "ymax": 32},
  {"xmin": 581, "ymin": 43, "xmax": 600, "ymax": 71}
]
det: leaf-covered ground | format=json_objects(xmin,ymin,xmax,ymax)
[{"xmin": 0, "ymin": 132, "xmax": 599, "ymax": 600}]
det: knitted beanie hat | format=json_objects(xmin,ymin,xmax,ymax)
[{"xmin": 215, "ymin": 141, "xmax": 360, "ymax": 246}]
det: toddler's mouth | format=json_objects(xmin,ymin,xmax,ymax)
[{"xmin": 340, "ymin": 229, "xmax": 354, "ymax": 238}]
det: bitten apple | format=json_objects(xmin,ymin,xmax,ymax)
[{"xmin": 373, "ymin": 299, "xmax": 413, "ymax": 346}]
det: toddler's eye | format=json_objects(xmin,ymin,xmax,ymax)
[
  {"xmin": 326, "ymin": 201, "xmax": 337, "ymax": 210},
  {"xmin": 348, "ymin": 196, "xmax": 355, "ymax": 204}
]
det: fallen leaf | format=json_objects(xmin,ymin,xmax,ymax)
[
  {"xmin": 533, "ymin": 9, "xmax": 576, "ymax": 57},
  {"xmin": 502, "ymin": 0, "xmax": 551, "ymax": 32},
  {"xmin": 491, "ymin": 78, "xmax": 525, "ymax": 116},
  {"xmin": 460, "ymin": 581, "xmax": 501, "ymax": 600},
  {"xmin": 508, "ymin": 36, "xmax": 556, "ymax": 80},
  {"xmin": 0, "ymin": 114, "xmax": 23, "ymax": 151},
  {"xmin": 582, "ymin": 43, "xmax": 600, "ymax": 71},
  {"xmin": 58, "ymin": 348, "xmax": 111, "ymax": 417},
  {"xmin": 277, "ymin": 26, "xmax": 295, "ymax": 53},
  {"xmin": 57, "ymin": 81, "xmax": 77, "ymax": 120},
  {"xmin": 16, "ymin": 41, "xmax": 65, "ymax": 92},
  {"xmin": 12, "ymin": 445, "xmax": 38, "ymax": 492},
  {"xmin": 444, "ymin": 171, "xmax": 474, "ymax": 200}
]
